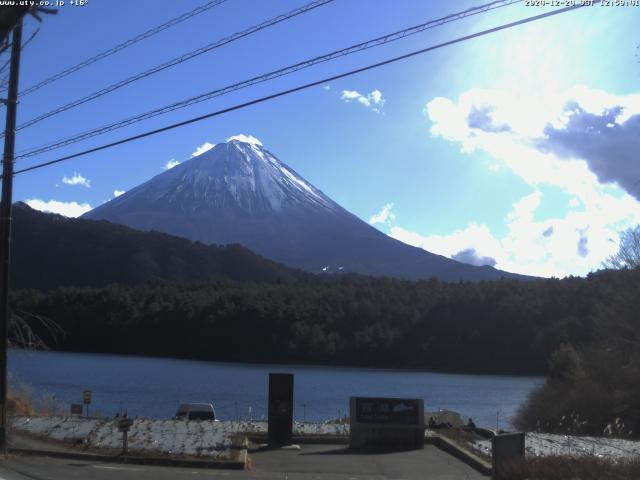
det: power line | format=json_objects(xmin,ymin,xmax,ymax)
[
  {"xmin": 0, "ymin": 39, "xmax": 10, "ymax": 57},
  {"xmin": 11, "ymin": 3, "xmax": 590, "ymax": 177},
  {"xmin": 11, "ymin": 0, "xmax": 335, "ymax": 134},
  {"xmin": 0, "ymin": 27, "xmax": 39, "ymax": 89},
  {"xmin": 16, "ymin": 0, "xmax": 521, "ymax": 160},
  {"xmin": 2, "ymin": 0, "xmax": 229, "ymax": 98},
  {"xmin": 0, "ymin": 27, "xmax": 38, "ymax": 88}
]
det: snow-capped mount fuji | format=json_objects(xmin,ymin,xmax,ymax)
[{"xmin": 83, "ymin": 139, "xmax": 522, "ymax": 281}]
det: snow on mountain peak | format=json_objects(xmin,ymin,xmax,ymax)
[
  {"xmin": 226, "ymin": 134, "xmax": 262, "ymax": 146},
  {"xmin": 224, "ymin": 139, "xmax": 335, "ymax": 211},
  {"xmin": 147, "ymin": 135, "xmax": 337, "ymax": 214}
]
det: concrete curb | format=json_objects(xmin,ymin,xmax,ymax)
[
  {"xmin": 8, "ymin": 446, "xmax": 247, "ymax": 470},
  {"xmin": 426, "ymin": 435, "xmax": 493, "ymax": 476},
  {"xmin": 246, "ymin": 433, "xmax": 348, "ymax": 445}
]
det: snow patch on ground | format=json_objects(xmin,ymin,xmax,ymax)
[
  {"xmin": 295, "ymin": 422, "xmax": 349, "ymax": 435},
  {"xmin": 474, "ymin": 432, "xmax": 640, "ymax": 460},
  {"xmin": 19, "ymin": 416, "xmax": 637, "ymax": 461},
  {"xmin": 12, "ymin": 416, "xmax": 102, "ymax": 443},
  {"xmin": 194, "ymin": 420, "xmax": 348, "ymax": 436},
  {"xmin": 11, "ymin": 417, "xmax": 349, "ymax": 457},
  {"xmin": 12, "ymin": 417, "xmax": 238, "ymax": 458}
]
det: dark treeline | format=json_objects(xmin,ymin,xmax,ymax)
[
  {"xmin": 11, "ymin": 267, "xmax": 640, "ymax": 375},
  {"xmin": 11, "ymin": 202, "xmax": 309, "ymax": 289}
]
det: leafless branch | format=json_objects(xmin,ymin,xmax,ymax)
[
  {"xmin": 9, "ymin": 310, "xmax": 64, "ymax": 350},
  {"xmin": 602, "ymin": 225, "xmax": 640, "ymax": 270}
]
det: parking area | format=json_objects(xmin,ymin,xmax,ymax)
[{"xmin": 248, "ymin": 443, "xmax": 487, "ymax": 479}]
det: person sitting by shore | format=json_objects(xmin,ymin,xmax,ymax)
[{"xmin": 465, "ymin": 418, "xmax": 476, "ymax": 431}]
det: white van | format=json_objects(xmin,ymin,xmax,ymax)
[{"xmin": 175, "ymin": 403, "xmax": 217, "ymax": 421}]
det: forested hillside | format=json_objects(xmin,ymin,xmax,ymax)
[
  {"xmin": 12, "ymin": 267, "xmax": 640, "ymax": 374},
  {"xmin": 11, "ymin": 203, "xmax": 308, "ymax": 288}
]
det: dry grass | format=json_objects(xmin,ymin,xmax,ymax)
[
  {"xmin": 7, "ymin": 392, "xmax": 35, "ymax": 417},
  {"xmin": 7, "ymin": 381, "xmax": 65, "ymax": 418},
  {"xmin": 504, "ymin": 455, "xmax": 640, "ymax": 480},
  {"xmin": 7, "ymin": 381, "xmax": 37, "ymax": 417}
]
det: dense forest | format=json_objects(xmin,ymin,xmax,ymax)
[{"xmin": 11, "ymin": 267, "xmax": 640, "ymax": 375}]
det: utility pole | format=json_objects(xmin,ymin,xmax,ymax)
[
  {"xmin": 0, "ymin": 7, "xmax": 29, "ymax": 43},
  {"xmin": 0, "ymin": 17, "xmax": 23, "ymax": 453}
]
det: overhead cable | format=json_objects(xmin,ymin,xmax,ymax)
[
  {"xmin": 16, "ymin": 0, "xmax": 521, "ymax": 159},
  {"xmin": 6, "ymin": 0, "xmax": 230, "ymax": 97},
  {"xmin": 12, "ymin": 0, "xmax": 335, "ymax": 133},
  {"xmin": 11, "ymin": 3, "xmax": 590, "ymax": 177}
]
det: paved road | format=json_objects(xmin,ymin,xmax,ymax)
[{"xmin": 0, "ymin": 444, "xmax": 486, "ymax": 479}]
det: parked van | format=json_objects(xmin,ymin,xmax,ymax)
[{"xmin": 175, "ymin": 403, "xmax": 217, "ymax": 421}]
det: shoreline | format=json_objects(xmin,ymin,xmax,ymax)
[{"xmin": 9, "ymin": 347, "xmax": 548, "ymax": 378}]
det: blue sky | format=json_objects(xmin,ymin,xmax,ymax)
[{"xmin": 7, "ymin": 0, "xmax": 640, "ymax": 277}]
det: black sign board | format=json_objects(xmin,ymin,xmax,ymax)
[
  {"xmin": 70, "ymin": 404, "xmax": 83, "ymax": 415},
  {"xmin": 118, "ymin": 418, "xmax": 134, "ymax": 454},
  {"xmin": 118, "ymin": 418, "xmax": 134, "ymax": 432},
  {"xmin": 268, "ymin": 373, "xmax": 294, "ymax": 447},
  {"xmin": 350, "ymin": 397, "xmax": 424, "ymax": 450},
  {"xmin": 355, "ymin": 397, "xmax": 420, "ymax": 425}
]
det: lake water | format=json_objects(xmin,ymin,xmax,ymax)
[{"xmin": 9, "ymin": 350, "xmax": 544, "ymax": 429}]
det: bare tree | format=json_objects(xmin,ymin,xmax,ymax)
[
  {"xmin": 7, "ymin": 309, "xmax": 63, "ymax": 350},
  {"xmin": 603, "ymin": 225, "xmax": 640, "ymax": 269}
]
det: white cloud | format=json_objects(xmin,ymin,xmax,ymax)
[
  {"xmin": 164, "ymin": 159, "xmax": 180, "ymax": 170},
  {"xmin": 369, "ymin": 90, "xmax": 383, "ymax": 104},
  {"xmin": 323, "ymin": 85, "xmax": 331, "ymax": 91},
  {"xmin": 191, "ymin": 142, "xmax": 215, "ymax": 157},
  {"xmin": 451, "ymin": 248, "xmax": 497, "ymax": 267},
  {"xmin": 426, "ymin": 86, "xmax": 640, "ymax": 199},
  {"xmin": 113, "ymin": 190, "xmax": 125, "ymax": 198},
  {"xmin": 26, "ymin": 199, "xmax": 92, "ymax": 218},
  {"xmin": 416, "ymin": 86, "xmax": 640, "ymax": 277},
  {"xmin": 227, "ymin": 134, "xmax": 262, "ymax": 146},
  {"xmin": 391, "ymin": 222, "xmax": 502, "ymax": 267},
  {"xmin": 341, "ymin": 89, "xmax": 385, "ymax": 113},
  {"xmin": 389, "ymin": 187, "xmax": 638, "ymax": 278},
  {"xmin": 61, "ymin": 172, "xmax": 90, "ymax": 188},
  {"xmin": 369, "ymin": 203, "xmax": 396, "ymax": 225}
]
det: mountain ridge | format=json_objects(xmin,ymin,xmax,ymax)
[
  {"xmin": 10, "ymin": 202, "xmax": 310, "ymax": 289},
  {"xmin": 83, "ymin": 139, "xmax": 530, "ymax": 282}
]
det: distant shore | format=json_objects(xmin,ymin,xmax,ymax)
[{"xmin": 11, "ymin": 347, "xmax": 547, "ymax": 378}]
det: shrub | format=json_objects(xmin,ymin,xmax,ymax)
[
  {"xmin": 505, "ymin": 456, "xmax": 640, "ymax": 480},
  {"xmin": 515, "ymin": 342, "xmax": 640, "ymax": 437}
]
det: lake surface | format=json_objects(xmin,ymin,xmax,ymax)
[{"xmin": 9, "ymin": 350, "xmax": 544, "ymax": 429}]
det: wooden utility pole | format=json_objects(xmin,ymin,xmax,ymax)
[
  {"xmin": 0, "ymin": 7, "xmax": 29, "ymax": 44},
  {"xmin": 0, "ymin": 17, "xmax": 23, "ymax": 452}
]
